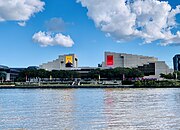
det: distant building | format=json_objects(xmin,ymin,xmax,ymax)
[
  {"xmin": 101, "ymin": 52, "xmax": 172, "ymax": 78},
  {"xmin": 0, "ymin": 65, "xmax": 10, "ymax": 81},
  {"xmin": 138, "ymin": 61, "xmax": 172, "ymax": 78},
  {"xmin": 38, "ymin": 52, "xmax": 172, "ymax": 79},
  {"xmin": 173, "ymin": 54, "xmax": 180, "ymax": 71},
  {"xmin": 10, "ymin": 68, "xmax": 25, "ymax": 81},
  {"xmin": 40, "ymin": 54, "xmax": 78, "ymax": 71},
  {"xmin": 0, "ymin": 65, "xmax": 26, "ymax": 81},
  {"xmin": 102, "ymin": 52, "xmax": 158, "ymax": 68},
  {"xmin": 27, "ymin": 66, "xmax": 40, "ymax": 70}
]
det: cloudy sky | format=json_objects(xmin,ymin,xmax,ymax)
[{"xmin": 0, "ymin": 0, "xmax": 179, "ymax": 68}]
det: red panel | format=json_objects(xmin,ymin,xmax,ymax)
[{"xmin": 107, "ymin": 55, "xmax": 114, "ymax": 66}]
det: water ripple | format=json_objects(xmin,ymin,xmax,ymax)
[{"xmin": 0, "ymin": 88, "xmax": 180, "ymax": 129}]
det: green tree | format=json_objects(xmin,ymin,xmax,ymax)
[
  {"xmin": 160, "ymin": 73, "xmax": 174, "ymax": 79},
  {"xmin": 0, "ymin": 72, "xmax": 6, "ymax": 82}
]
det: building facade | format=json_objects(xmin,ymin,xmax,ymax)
[
  {"xmin": 39, "ymin": 52, "xmax": 172, "ymax": 79},
  {"xmin": 102, "ymin": 52, "xmax": 158, "ymax": 68},
  {"xmin": 40, "ymin": 54, "xmax": 78, "ymax": 71},
  {"xmin": 101, "ymin": 52, "xmax": 172, "ymax": 78},
  {"xmin": 173, "ymin": 54, "xmax": 180, "ymax": 71},
  {"xmin": 138, "ymin": 61, "xmax": 172, "ymax": 78}
]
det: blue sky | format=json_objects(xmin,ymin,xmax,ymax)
[{"xmin": 0, "ymin": 0, "xmax": 179, "ymax": 68}]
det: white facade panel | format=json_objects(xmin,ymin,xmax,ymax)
[
  {"xmin": 103, "ymin": 52, "xmax": 158, "ymax": 68},
  {"xmin": 40, "ymin": 54, "xmax": 78, "ymax": 71}
]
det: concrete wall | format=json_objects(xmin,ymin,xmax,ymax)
[
  {"xmin": 155, "ymin": 61, "xmax": 172, "ymax": 78},
  {"xmin": 103, "ymin": 52, "xmax": 158, "ymax": 68},
  {"xmin": 102, "ymin": 52, "xmax": 172, "ymax": 79},
  {"xmin": 143, "ymin": 61, "xmax": 172, "ymax": 79},
  {"xmin": 40, "ymin": 54, "xmax": 78, "ymax": 71}
]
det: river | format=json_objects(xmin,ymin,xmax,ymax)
[{"xmin": 0, "ymin": 88, "xmax": 180, "ymax": 130}]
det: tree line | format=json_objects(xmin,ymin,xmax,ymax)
[
  {"xmin": 16, "ymin": 67, "xmax": 144, "ymax": 82},
  {"xmin": 17, "ymin": 69, "xmax": 80, "ymax": 82},
  {"xmin": 87, "ymin": 68, "xmax": 143, "ymax": 80},
  {"xmin": 160, "ymin": 71, "xmax": 180, "ymax": 80}
]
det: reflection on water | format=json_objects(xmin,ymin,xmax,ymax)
[{"xmin": 0, "ymin": 88, "xmax": 180, "ymax": 129}]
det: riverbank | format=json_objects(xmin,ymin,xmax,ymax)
[
  {"xmin": 1, "ymin": 80, "xmax": 180, "ymax": 89},
  {"xmin": 0, "ymin": 84, "xmax": 132, "ymax": 89},
  {"xmin": 0, "ymin": 84, "xmax": 180, "ymax": 89}
]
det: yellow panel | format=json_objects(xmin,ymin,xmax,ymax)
[{"xmin": 66, "ymin": 56, "xmax": 73, "ymax": 63}]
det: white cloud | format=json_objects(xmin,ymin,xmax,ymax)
[
  {"xmin": 45, "ymin": 17, "xmax": 66, "ymax": 32},
  {"xmin": 32, "ymin": 31, "xmax": 74, "ymax": 47},
  {"xmin": 0, "ymin": 0, "xmax": 45, "ymax": 25},
  {"xmin": 77, "ymin": 0, "xmax": 180, "ymax": 46},
  {"xmin": 18, "ymin": 21, "xmax": 26, "ymax": 27}
]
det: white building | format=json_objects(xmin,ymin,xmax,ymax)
[
  {"xmin": 40, "ymin": 54, "xmax": 78, "ymax": 71},
  {"xmin": 102, "ymin": 52, "xmax": 158, "ymax": 68},
  {"xmin": 39, "ymin": 52, "xmax": 172, "ymax": 79},
  {"xmin": 102, "ymin": 52, "xmax": 172, "ymax": 78}
]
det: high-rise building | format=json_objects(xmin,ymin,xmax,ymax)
[
  {"xmin": 40, "ymin": 54, "xmax": 78, "ymax": 71},
  {"xmin": 173, "ymin": 54, "xmax": 180, "ymax": 71}
]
